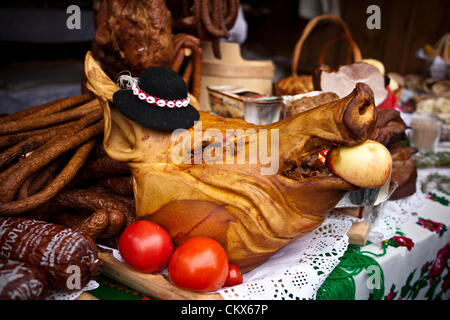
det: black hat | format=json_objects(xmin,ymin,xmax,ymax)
[{"xmin": 113, "ymin": 66, "xmax": 200, "ymax": 131}]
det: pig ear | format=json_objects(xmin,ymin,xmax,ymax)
[
  {"xmin": 99, "ymin": 97, "xmax": 143, "ymax": 162},
  {"xmin": 84, "ymin": 51, "xmax": 118, "ymax": 102},
  {"xmin": 86, "ymin": 51, "xmax": 143, "ymax": 162}
]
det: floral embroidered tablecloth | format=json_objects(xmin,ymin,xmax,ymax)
[{"xmin": 317, "ymin": 169, "xmax": 450, "ymax": 300}]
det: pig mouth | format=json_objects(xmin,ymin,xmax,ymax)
[
  {"xmin": 280, "ymin": 145, "xmax": 358, "ymax": 196},
  {"xmin": 282, "ymin": 149, "xmax": 333, "ymax": 181},
  {"xmin": 280, "ymin": 139, "xmax": 360, "ymax": 189}
]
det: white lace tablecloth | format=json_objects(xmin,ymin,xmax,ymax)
[
  {"xmin": 47, "ymin": 280, "xmax": 99, "ymax": 300},
  {"xmin": 219, "ymin": 213, "xmax": 358, "ymax": 300},
  {"xmin": 218, "ymin": 171, "xmax": 435, "ymax": 300}
]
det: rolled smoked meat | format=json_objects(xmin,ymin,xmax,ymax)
[{"xmin": 0, "ymin": 217, "xmax": 102, "ymax": 291}]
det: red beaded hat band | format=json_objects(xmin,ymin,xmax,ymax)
[
  {"xmin": 117, "ymin": 73, "xmax": 190, "ymax": 109},
  {"xmin": 131, "ymin": 82, "xmax": 190, "ymax": 108}
]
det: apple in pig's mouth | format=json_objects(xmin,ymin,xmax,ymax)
[{"xmin": 325, "ymin": 139, "xmax": 392, "ymax": 189}]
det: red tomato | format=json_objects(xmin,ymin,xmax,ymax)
[
  {"xmin": 118, "ymin": 221, "xmax": 173, "ymax": 273},
  {"xmin": 168, "ymin": 237, "xmax": 229, "ymax": 292},
  {"xmin": 224, "ymin": 264, "xmax": 243, "ymax": 287}
]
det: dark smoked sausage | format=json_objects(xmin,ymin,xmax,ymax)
[
  {"xmin": 0, "ymin": 258, "xmax": 48, "ymax": 300},
  {"xmin": 0, "ymin": 217, "xmax": 102, "ymax": 291}
]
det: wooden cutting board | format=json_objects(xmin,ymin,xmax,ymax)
[
  {"xmin": 98, "ymin": 251, "xmax": 223, "ymax": 300},
  {"xmin": 76, "ymin": 292, "xmax": 98, "ymax": 300}
]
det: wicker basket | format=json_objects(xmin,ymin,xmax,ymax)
[
  {"xmin": 421, "ymin": 33, "xmax": 450, "ymax": 79},
  {"xmin": 275, "ymin": 14, "xmax": 362, "ymax": 96},
  {"xmin": 436, "ymin": 33, "xmax": 450, "ymax": 79}
]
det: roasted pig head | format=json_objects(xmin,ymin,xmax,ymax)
[{"xmin": 85, "ymin": 52, "xmax": 390, "ymax": 268}]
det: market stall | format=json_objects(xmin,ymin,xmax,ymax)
[{"xmin": 0, "ymin": 0, "xmax": 449, "ymax": 302}]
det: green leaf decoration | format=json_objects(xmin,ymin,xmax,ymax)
[
  {"xmin": 406, "ymin": 269, "xmax": 417, "ymax": 285},
  {"xmin": 316, "ymin": 268, "xmax": 356, "ymax": 300},
  {"xmin": 413, "ymin": 151, "xmax": 450, "ymax": 169},
  {"xmin": 434, "ymin": 291, "xmax": 443, "ymax": 300},
  {"xmin": 428, "ymin": 192, "xmax": 450, "ymax": 206},
  {"xmin": 411, "ymin": 279, "xmax": 428, "ymax": 299},
  {"xmin": 439, "ymin": 224, "xmax": 448, "ymax": 237},
  {"xmin": 387, "ymin": 238, "xmax": 400, "ymax": 248},
  {"xmin": 424, "ymin": 276, "xmax": 441, "ymax": 300},
  {"xmin": 400, "ymin": 285, "xmax": 411, "ymax": 299},
  {"xmin": 318, "ymin": 245, "xmax": 385, "ymax": 300},
  {"xmin": 400, "ymin": 269, "xmax": 417, "ymax": 298}
]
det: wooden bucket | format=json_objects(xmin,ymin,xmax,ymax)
[{"xmin": 199, "ymin": 41, "xmax": 275, "ymax": 112}]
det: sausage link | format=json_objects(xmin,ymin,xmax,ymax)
[
  {"xmin": 0, "ymin": 93, "xmax": 93, "ymax": 125},
  {"xmin": 0, "ymin": 121, "xmax": 76, "ymax": 149},
  {"xmin": 54, "ymin": 189, "xmax": 133, "ymax": 238},
  {"xmin": 98, "ymin": 176, "xmax": 133, "ymax": 197},
  {"xmin": 224, "ymin": 0, "xmax": 238, "ymax": 29},
  {"xmin": 0, "ymin": 118, "xmax": 103, "ymax": 203},
  {"xmin": 0, "ymin": 217, "xmax": 102, "ymax": 291},
  {"xmin": 200, "ymin": 0, "xmax": 229, "ymax": 38},
  {"xmin": 72, "ymin": 155, "xmax": 130, "ymax": 184},
  {"xmin": 0, "ymin": 258, "xmax": 48, "ymax": 300},
  {"xmin": 53, "ymin": 210, "xmax": 109, "ymax": 240},
  {"xmin": 0, "ymin": 140, "xmax": 96, "ymax": 216},
  {"xmin": 0, "ymin": 99, "xmax": 99, "ymax": 135}
]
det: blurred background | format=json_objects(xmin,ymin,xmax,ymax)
[{"xmin": 0, "ymin": 0, "xmax": 449, "ymax": 114}]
